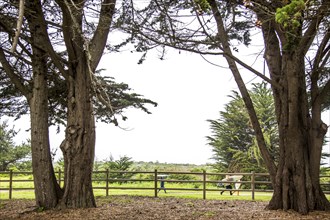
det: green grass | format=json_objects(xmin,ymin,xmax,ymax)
[
  {"xmin": 1, "ymin": 175, "xmax": 329, "ymax": 202},
  {"xmin": 3, "ymin": 187, "xmax": 330, "ymax": 202},
  {"xmin": 0, "ymin": 190, "xmax": 35, "ymax": 200},
  {"xmin": 0, "ymin": 188, "xmax": 273, "ymax": 201},
  {"xmin": 0, "ymin": 174, "xmax": 35, "ymax": 200}
]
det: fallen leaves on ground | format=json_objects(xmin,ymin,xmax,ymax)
[{"xmin": 1, "ymin": 195, "xmax": 330, "ymax": 219}]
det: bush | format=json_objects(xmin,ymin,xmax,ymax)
[{"xmin": 168, "ymin": 173, "xmax": 198, "ymax": 181}]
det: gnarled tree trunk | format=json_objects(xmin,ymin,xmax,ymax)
[
  {"xmin": 55, "ymin": 0, "xmax": 116, "ymax": 208},
  {"xmin": 267, "ymin": 52, "xmax": 330, "ymax": 214},
  {"xmin": 59, "ymin": 56, "xmax": 96, "ymax": 208},
  {"xmin": 260, "ymin": 10, "xmax": 330, "ymax": 212}
]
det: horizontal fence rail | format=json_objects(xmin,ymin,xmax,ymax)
[{"xmin": 1, "ymin": 170, "xmax": 330, "ymax": 200}]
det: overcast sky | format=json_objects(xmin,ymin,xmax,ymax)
[
  {"xmin": 90, "ymin": 32, "xmax": 266, "ymax": 165},
  {"xmin": 9, "ymin": 38, "xmax": 330, "ymax": 165},
  {"xmin": 9, "ymin": 45, "xmax": 260, "ymax": 165},
  {"xmin": 95, "ymin": 35, "xmax": 279, "ymax": 163},
  {"xmin": 95, "ymin": 49, "xmax": 241, "ymax": 165}
]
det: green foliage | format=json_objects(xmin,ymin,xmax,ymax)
[
  {"xmin": 8, "ymin": 160, "xmax": 32, "ymax": 171},
  {"xmin": 190, "ymin": 167, "xmax": 206, "ymax": 173},
  {"xmin": 36, "ymin": 207, "xmax": 45, "ymax": 212},
  {"xmin": 168, "ymin": 173, "xmax": 198, "ymax": 181},
  {"xmin": 275, "ymin": 0, "xmax": 305, "ymax": 29},
  {"xmin": 207, "ymin": 83, "xmax": 278, "ymax": 173},
  {"xmin": 117, "ymin": 0, "xmax": 254, "ymax": 57},
  {"xmin": 275, "ymin": 0, "xmax": 305, "ymax": 50},
  {"xmin": 93, "ymin": 74, "xmax": 157, "ymax": 126},
  {"xmin": 195, "ymin": 0, "xmax": 211, "ymax": 13},
  {"xmin": 0, "ymin": 121, "xmax": 31, "ymax": 171},
  {"xmin": 102, "ymin": 155, "xmax": 135, "ymax": 182},
  {"xmin": 0, "ymin": 2, "xmax": 157, "ymax": 127},
  {"xmin": 53, "ymin": 158, "xmax": 64, "ymax": 171},
  {"xmin": 320, "ymin": 167, "xmax": 330, "ymax": 191}
]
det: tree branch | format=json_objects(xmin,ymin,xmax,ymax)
[
  {"xmin": 208, "ymin": 0, "xmax": 277, "ymax": 180},
  {"xmin": 90, "ymin": 0, "xmax": 117, "ymax": 71},
  {"xmin": 0, "ymin": 48, "xmax": 31, "ymax": 101},
  {"xmin": 311, "ymin": 29, "xmax": 330, "ymax": 79},
  {"xmin": 298, "ymin": 2, "xmax": 330, "ymax": 56},
  {"xmin": 25, "ymin": 0, "xmax": 69, "ymax": 79},
  {"xmin": 10, "ymin": 0, "xmax": 25, "ymax": 53}
]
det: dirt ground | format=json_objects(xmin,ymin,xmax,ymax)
[{"xmin": 1, "ymin": 195, "xmax": 330, "ymax": 219}]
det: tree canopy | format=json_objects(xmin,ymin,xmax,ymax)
[
  {"xmin": 207, "ymin": 82, "xmax": 279, "ymax": 173},
  {"xmin": 0, "ymin": 8, "xmax": 157, "ymax": 126}
]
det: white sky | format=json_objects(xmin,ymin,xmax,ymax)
[
  {"xmin": 10, "ymin": 45, "xmax": 264, "ymax": 165},
  {"xmin": 8, "ymin": 35, "xmax": 330, "ymax": 166},
  {"xmin": 95, "ymin": 49, "xmax": 239, "ymax": 165},
  {"xmin": 92, "ymin": 39, "xmax": 276, "ymax": 165}
]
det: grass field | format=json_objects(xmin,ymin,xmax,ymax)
[
  {"xmin": 0, "ymin": 188, "xmax": 274, "ymax": 201},
  {"xmin": 1, "ymin": 174, "xmax": 329, "ymax": 202},
  {"xmin": 0, "ymin": 175, "xmax": 274, "ymax": 201}
]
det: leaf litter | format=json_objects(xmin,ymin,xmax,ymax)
[{"xmin": 1, "ymin": 195, "xmax": 330, "ymax": 219}]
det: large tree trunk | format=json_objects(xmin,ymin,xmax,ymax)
[
  {"xmin": 27, "ymin": 1, "xmax": 63, "ymax": 208},
  {"xmin": 29, "ymin": 49, "xmax": 62, "ymax": 208},
  {"xmin": 264, "ymin": 42, "xmax": 330, "ymax": 214},
  {"xmin": 0, "ymin": 0, "xmax": 63, "ymax": 208},
  {"xmin": 30, "ymin": 67, "xmax": 62, "ymax": 208},
  {"xmin": 55, "ymin": 0, "xmax": 97, "ymax": 208},
  {"xmin": 55, "ymin": 0, "xmax": 116, "ymax": 208},
  {"xmin": 59, "ymin": 54, "xmax": 96, "ymax": 208}
]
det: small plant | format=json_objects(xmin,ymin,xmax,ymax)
[
  {"xmin": 193, "ymin": 183, "xmax": 201, "ymax": 189},
  {"xmin": 36, "ymin": 206, "xmax": 45, "ymax": 212},
  {"xmin": 204, "ymin": 211, "xmax": 216, "ymax": 217}
]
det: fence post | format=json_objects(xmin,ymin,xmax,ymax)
[
  {"xmin": 251, "ymin": 171, "xmax": 255, "ymax": 200},
  {"xmin": 154, "ymin": 169, "xmax": 158, "ymax": 198},
  {"xmin": 9, "ymin": 170, "xmax": 13, "ymax": 199},
  {"xmin": 58, "ymin": 169, "xmax": 62, "ymax": 188},
  {"xmin": 203, "ymin": 170, "xmax": 206, "ymax": 200},
  {"xmin": 106, "ymin": 169, "xmax": 109, "ymax": 196}
]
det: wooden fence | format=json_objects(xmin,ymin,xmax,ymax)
[{"xmin": 1, "ymin": 170, "xmax": 330, "ymax": 200}]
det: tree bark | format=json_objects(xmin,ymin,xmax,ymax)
[
  {"xmin": 25, "ymin": 0, "xmax": 63, "ymax": 208},
  {"xmin": 267, "ymin": 53, "xmax": 330, "ymax": 213},
  {"xmin": 54, "ymin": 0, "xmax": 96, "ymax": 209},
  {"xmin": 260, "ymin": 20, "xmax": 330, "ymax": 214},
  {"xmin": 54, "ymin": 0, "xmax": 116, "ymax": 208},
  {"xmin": 29, "ymin": 55, "xmax": 62, "ymax": 208},
  {"xmin": 59, "ymin": 52, "xmax": 96, "ymax": 208},
  {"xmin": 0, "ymin": 11, "xmax": 62, "ymax": 208}
]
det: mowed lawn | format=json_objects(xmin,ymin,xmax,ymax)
[
  {"xmin": 0, "ymin": 189, "xmax": 274, "ymax": 201},
  {"xmin": 1, "ymin": 175, "xmax": 329, "ymax": 202},
  {"xmin": 0, "ymin": 179, "xmax": 279, "ymax": 202}
]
